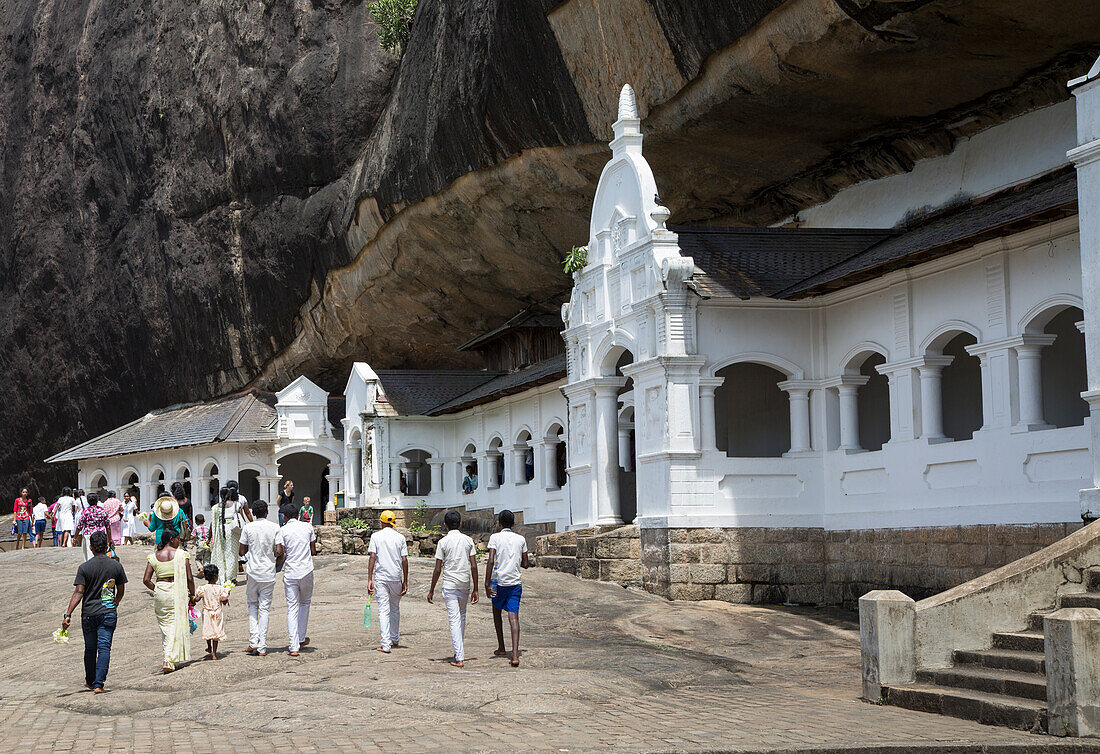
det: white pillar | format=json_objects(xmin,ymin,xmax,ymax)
[
  {"xmin": 1015, "ymin": 338, "xmax": 1056, "ymax": 430},
  {"xmin": 778, "ymin": 381, "xmax": 814, "ymax": 454},
  {"xmin": 617, "ymin": 427, "xmax": 634, "ymax": 472},
  {"xmin": 1069, "ymin": 60, "xmax": 1100, "ymax": 516},
  {"xmin": 594, "ymin": 380, "xmax": 625, "ymax": 525},
  {"xmin": 511, "ymin": 444, "xmax": 528, "ymax": 485},
  {"xmin": 838, "ymin": 384, "xmax": 862, "ymax": 451},
  {"xmin": 540, "ymin": 440, "xmax": 559, "ymax": 491},
  {"xmin": 389, "ymin": 461, "xmax": 402, "ymax": 496},
  {"xmin": 916, "ymin": 357, "xmax": 952, "ymax": 441},
  {"xmin": 486, "ymin": 454, "xmax": 501, "ymax": 490},
  {"xmin": 428, "ymin": 460, "xmax": 445, "ymax": 496},
  {"xmin": 698, "ymin": 378, "xmax": 722, "ymax": 452}
]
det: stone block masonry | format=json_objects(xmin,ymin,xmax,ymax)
[{"xmin": 641, "ymin": 522, "xmax": 1083, "ymax": 607}]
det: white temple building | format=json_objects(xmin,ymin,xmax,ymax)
[{"xmin": 48, "ymin": 57, "xmax": 1100, "ymax": 604}]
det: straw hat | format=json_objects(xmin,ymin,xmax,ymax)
[{"xmin": 153, "ymin": 495, "xmax": 180, "ymax": 521}]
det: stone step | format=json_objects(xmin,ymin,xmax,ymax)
[
  {"xmin": 882, "ymin": 683, "xmax": 1047, "ymax": 733},
  {"xmin": 952, "ymin": 648, "xmax": 1045, "ymax": 675},
  {"xmin": 536, "ymin": 555, "xmax": 577, "ymax": 575},
  {"xmin": 1058, "ymin": 592, "xmax": 1100, "ymax": 609},
  {"xmin": 1028, "ymin": 610, "xmax": 1056, "ymax": 631},
  {"xmin": 559, "ymin": 544, "xmax": 577, "ymax": 557},
  {"xmin": 991, "ymin": 630, "xmax": 1044, "ymax": 653},
  {"xmin": 916, "ymin": 666, "xmax": 1047, "ymax": 701},
  {"xmin": 1086, "ymin": 567, "xmax": 1100, "ymax": 592}
]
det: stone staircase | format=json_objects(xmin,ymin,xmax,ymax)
[
  {"xmin": 879, "ymin": 568, "xmax": 1100, "ymax": 733},
  {"xmin": 535, "ymin": 524, "xmax": 641, "ymax": 587}
]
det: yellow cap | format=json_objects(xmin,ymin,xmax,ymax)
[{"xmin": 379, "ymin": 510, "xmax": 397, "ymax": 526}]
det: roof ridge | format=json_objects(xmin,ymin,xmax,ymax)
[{"xmin": 215, "ymin": 394, "xmax": 257, "ymax": 442}]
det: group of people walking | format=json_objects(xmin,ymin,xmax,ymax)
[
  {"xmin": 13, "ymin": 487, "xmax": 141, "ymax": 551},
  {"xmin": 60, "ymin": 492, "xmax": 530, "ymax": 693}
]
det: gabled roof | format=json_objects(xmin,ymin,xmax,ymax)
[
  {"xmin": 457, "ymin": 300, "xmax": 564, "ymax": 352},
  {"xmin": 428, "ymin": 355, "xmax": 567, "ymax": 415},
  {"xmin": 46, "ymin": 393, "xmax": 278, "ymax": 464},
  {"xmin": 373, "ymin": 370, "xmax": 502, "ymax": 416},
  {"xmin": 678, "ymin": 226, "xmax": 897, "ymax": 299}
]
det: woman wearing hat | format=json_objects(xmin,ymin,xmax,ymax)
[
  {"xmin": 142, "ymin": 517, "xmax": 195, "ymax": 673},
  {"xmin": 145, "ymin": 495, "xmax": 189, "ymax": 547}
]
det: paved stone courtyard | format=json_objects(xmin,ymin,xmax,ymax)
[{"xmin": 4, "ymin": 546, "xmax": 1100, "ymax": 753}]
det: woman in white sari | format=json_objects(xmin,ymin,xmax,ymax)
[
  {"xmin": 209, "ymin": 486, "xmax": 252, "ymax": 585},
  {"xmin": 142, "ymin": 503, "xmax": 195, "ymax": 673}
]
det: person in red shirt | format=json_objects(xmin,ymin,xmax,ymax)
[{"xmin": 13, "ymin": 488, "xmax": 33, "ymax": 550}]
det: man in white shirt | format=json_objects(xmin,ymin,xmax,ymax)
[
  {"xmin": 274, "ymin": 503, "xmax": 317, "ymax": 657},
  {"xmin": 485, "ymin": 509, "xmax": 529, "ymax": 667},
  {"xmin": 367, "ymin": 510, "xmax": 408, "ymax": 653},
  {"xmin": 427, "ymin": 511, "xmax": 479, "ymax": 667},
  {"xmin": 239, "ymin": 500, "xmax": 280, "ymax": 656}
]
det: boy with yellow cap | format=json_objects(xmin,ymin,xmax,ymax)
[{"xmin": 368, "ymin": 510, "xmax": 408, "ymax": 653}]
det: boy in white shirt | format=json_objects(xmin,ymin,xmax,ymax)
[
  {"xmin": 239, "ymin": 500, "xmax": 280, "ymax": 656},
  {"xmin": 485, "ymin": 509, "xmax": 529, "ymax": 667},
  {"xmin": 427, "ymin": 511, "xmax": 479, "ymax": 667},
  {"xmin": 274, "ymin": 503, "xmax": 317, "ymax": 657},
  {"xmin": 368, "ymin": 510, "xmax": 408, "ymax": 653}
]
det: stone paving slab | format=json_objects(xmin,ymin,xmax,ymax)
[{"xmin": 3, "ymin": 546, "xmax": 1100, "ymax": 752}]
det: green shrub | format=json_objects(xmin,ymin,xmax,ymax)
[
  {"xmin": 562, "ymin": 244, "xmax": 588, "ymax": 273},
  {"xmin": 338, "ymin": 517, "xmax": 371, "ymax": 530},
  {"xmin": 367, "ymin": 0, "xmax": 419, "ymax": 56}
]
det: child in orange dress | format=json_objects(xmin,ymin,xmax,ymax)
[{"xmin": 194, "ymin": 564, "xmax": 230, "ymax": 659}]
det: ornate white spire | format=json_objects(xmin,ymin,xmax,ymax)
[{"xmin": 617, "ymin": 84, "xmax": 638, "ymax": 121}]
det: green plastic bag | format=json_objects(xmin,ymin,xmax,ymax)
[{"xmin": 363, "ymin": 594, "xmax": 371, "ymax": 627}]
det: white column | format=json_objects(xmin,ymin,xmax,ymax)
[
  {"xmin": 838, "ymin": 384, "xmax": 862, "ymax": 451},
  {"xmin": 140, "ymin": 482, "xmax": 156, "ymax": 511},
  {"xmin": 617, "ymin": 428, "xmax": 634, "ymax": 472},
  {"xmin": 698, "ymin": 377, "xmax": 723, "ymax": 451},
  {"xmin": 486, "ymin": 454, "xmax": 500, "ymax": 490},
  {"xmin": 1069, "ymin": 60, "xmax": 1100, "ymax": 516},
  {"xmin": 778, "ymin": 381, "xmax": 814, "ymax": 454},
  {"xmin": 389, "ymin": 461, "xmax": 402, "ymax": 496},
  {"xmin": 916, "ymin": 357, "xmax": 952, "ymax": 441},
  {"xmin": 540, "ymin": 440, "xmax": 559, "ymax": 491},
  {"xmin": 428, "ymin": 460, "xmax": 445, "ymax": 496},
  {"xmin": 511, "ymin": 445, "xmax": 528, "ymax": 485},
  {"xmin": 594, "ymin": 380, "xmax": 625, "ymax": 525},
  {"xmin": 1015, "ymin": 339, "xmax": 1055, "ymax": 430}
]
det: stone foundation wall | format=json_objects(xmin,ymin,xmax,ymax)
[{"xmin": 642, "ymin": 522, "xmax": 1084, "ymax": 607}]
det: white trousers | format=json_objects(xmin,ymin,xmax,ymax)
[
  {"xmin": 443, "ymin": 587, "xmax": 470, "ymax": 661},
  {"xmin": 375, "ymin": 580, "xmax": 403, "ymax": 650},
  {"xmin": 283, "ymin": 571, "xmax": 314, "ymax": 653},
  {"xmin": 246, "ymin": 578, "xmax": 275, "ymax": 652}
]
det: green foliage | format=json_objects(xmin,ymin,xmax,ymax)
[
  {"xmin": 562, "ymin": 244, "xmax": 588, "ymax": 274},
  {"xmin": 409, "ymin": 500, "xmax": 441, "ymax": 534},
  {"xmin": 338, "ymin": 516, "xmax": 371, "ymax": 530},
  {"xmin": 367, "ymin": 0, "xmax": 419, "ymax": 56}
]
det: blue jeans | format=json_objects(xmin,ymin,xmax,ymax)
[{"xmin": 81, "ymin": 612, "xmax": 117, "ymax": 689}]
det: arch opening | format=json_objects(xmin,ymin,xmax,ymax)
[
  {"xmin": 857, "ymin": 353, "xmax": 890, "ymax": 451},
  {"xmin": 940, "ymin": 332, "xmax": 983, "ymax": 442},
  {"xmin": 1041, "ymin": 306, "xmax": 1087, "ymax": 429},
  {"xmin": 400, "ymin": 449, "xmax": 432, "ymax": 496},
  {"xmin": 277, "ymin": 453, "xmax": 330, "ymax": 521},
  {"xmin": 715, "ymin": 363, "xmax": 790, "ymax": 457}
]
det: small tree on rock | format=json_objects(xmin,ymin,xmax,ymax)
[{"xmin": 368, "ymin": 0, "xmax": 419, "ymax": 56}]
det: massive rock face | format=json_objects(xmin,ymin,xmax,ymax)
[{"xmin": 1, "ymin": 0, "xmax": 1098, "ymax": 494}]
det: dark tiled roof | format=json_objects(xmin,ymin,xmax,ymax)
[
  {"xmin": 780, "ymin": 167, "xmax": 1078, "ymax": 298},
  {"xmin": 428, "ymin": 355, "xmax": 567, "ymax": 415},
  {"xmin": 677, "ymin": 227, "xmax": 897, "ymax": 299},
  {"xmin": 458, "ymin": 300, "xmax": 564, "ymax": 352},
  {"xmin": 47, "ymin": 393, "xmax": 278, "ymax": 463},
  {"xmin": 374, "ymin": 370, "xmax": 501, "ymax": 416}
]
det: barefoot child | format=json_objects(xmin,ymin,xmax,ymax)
[
  {"xmin": 194, "ymin": 564, "xmax": 229, "ymax": 659},
  {"xmin": 485, "ymin": 510, "xmax": 529, "ymax": 667}
]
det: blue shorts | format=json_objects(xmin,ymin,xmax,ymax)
[
  {"xmin": 491, "ymin": 583, "xmax": 522, "ymax": 613},
  {"xmin": 14, "ymin": 520, "xmax": 30, "ymax": 534},
  {"xmin": 34, "ymin": 520, "xmax": 46, "ymax": 534}
]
